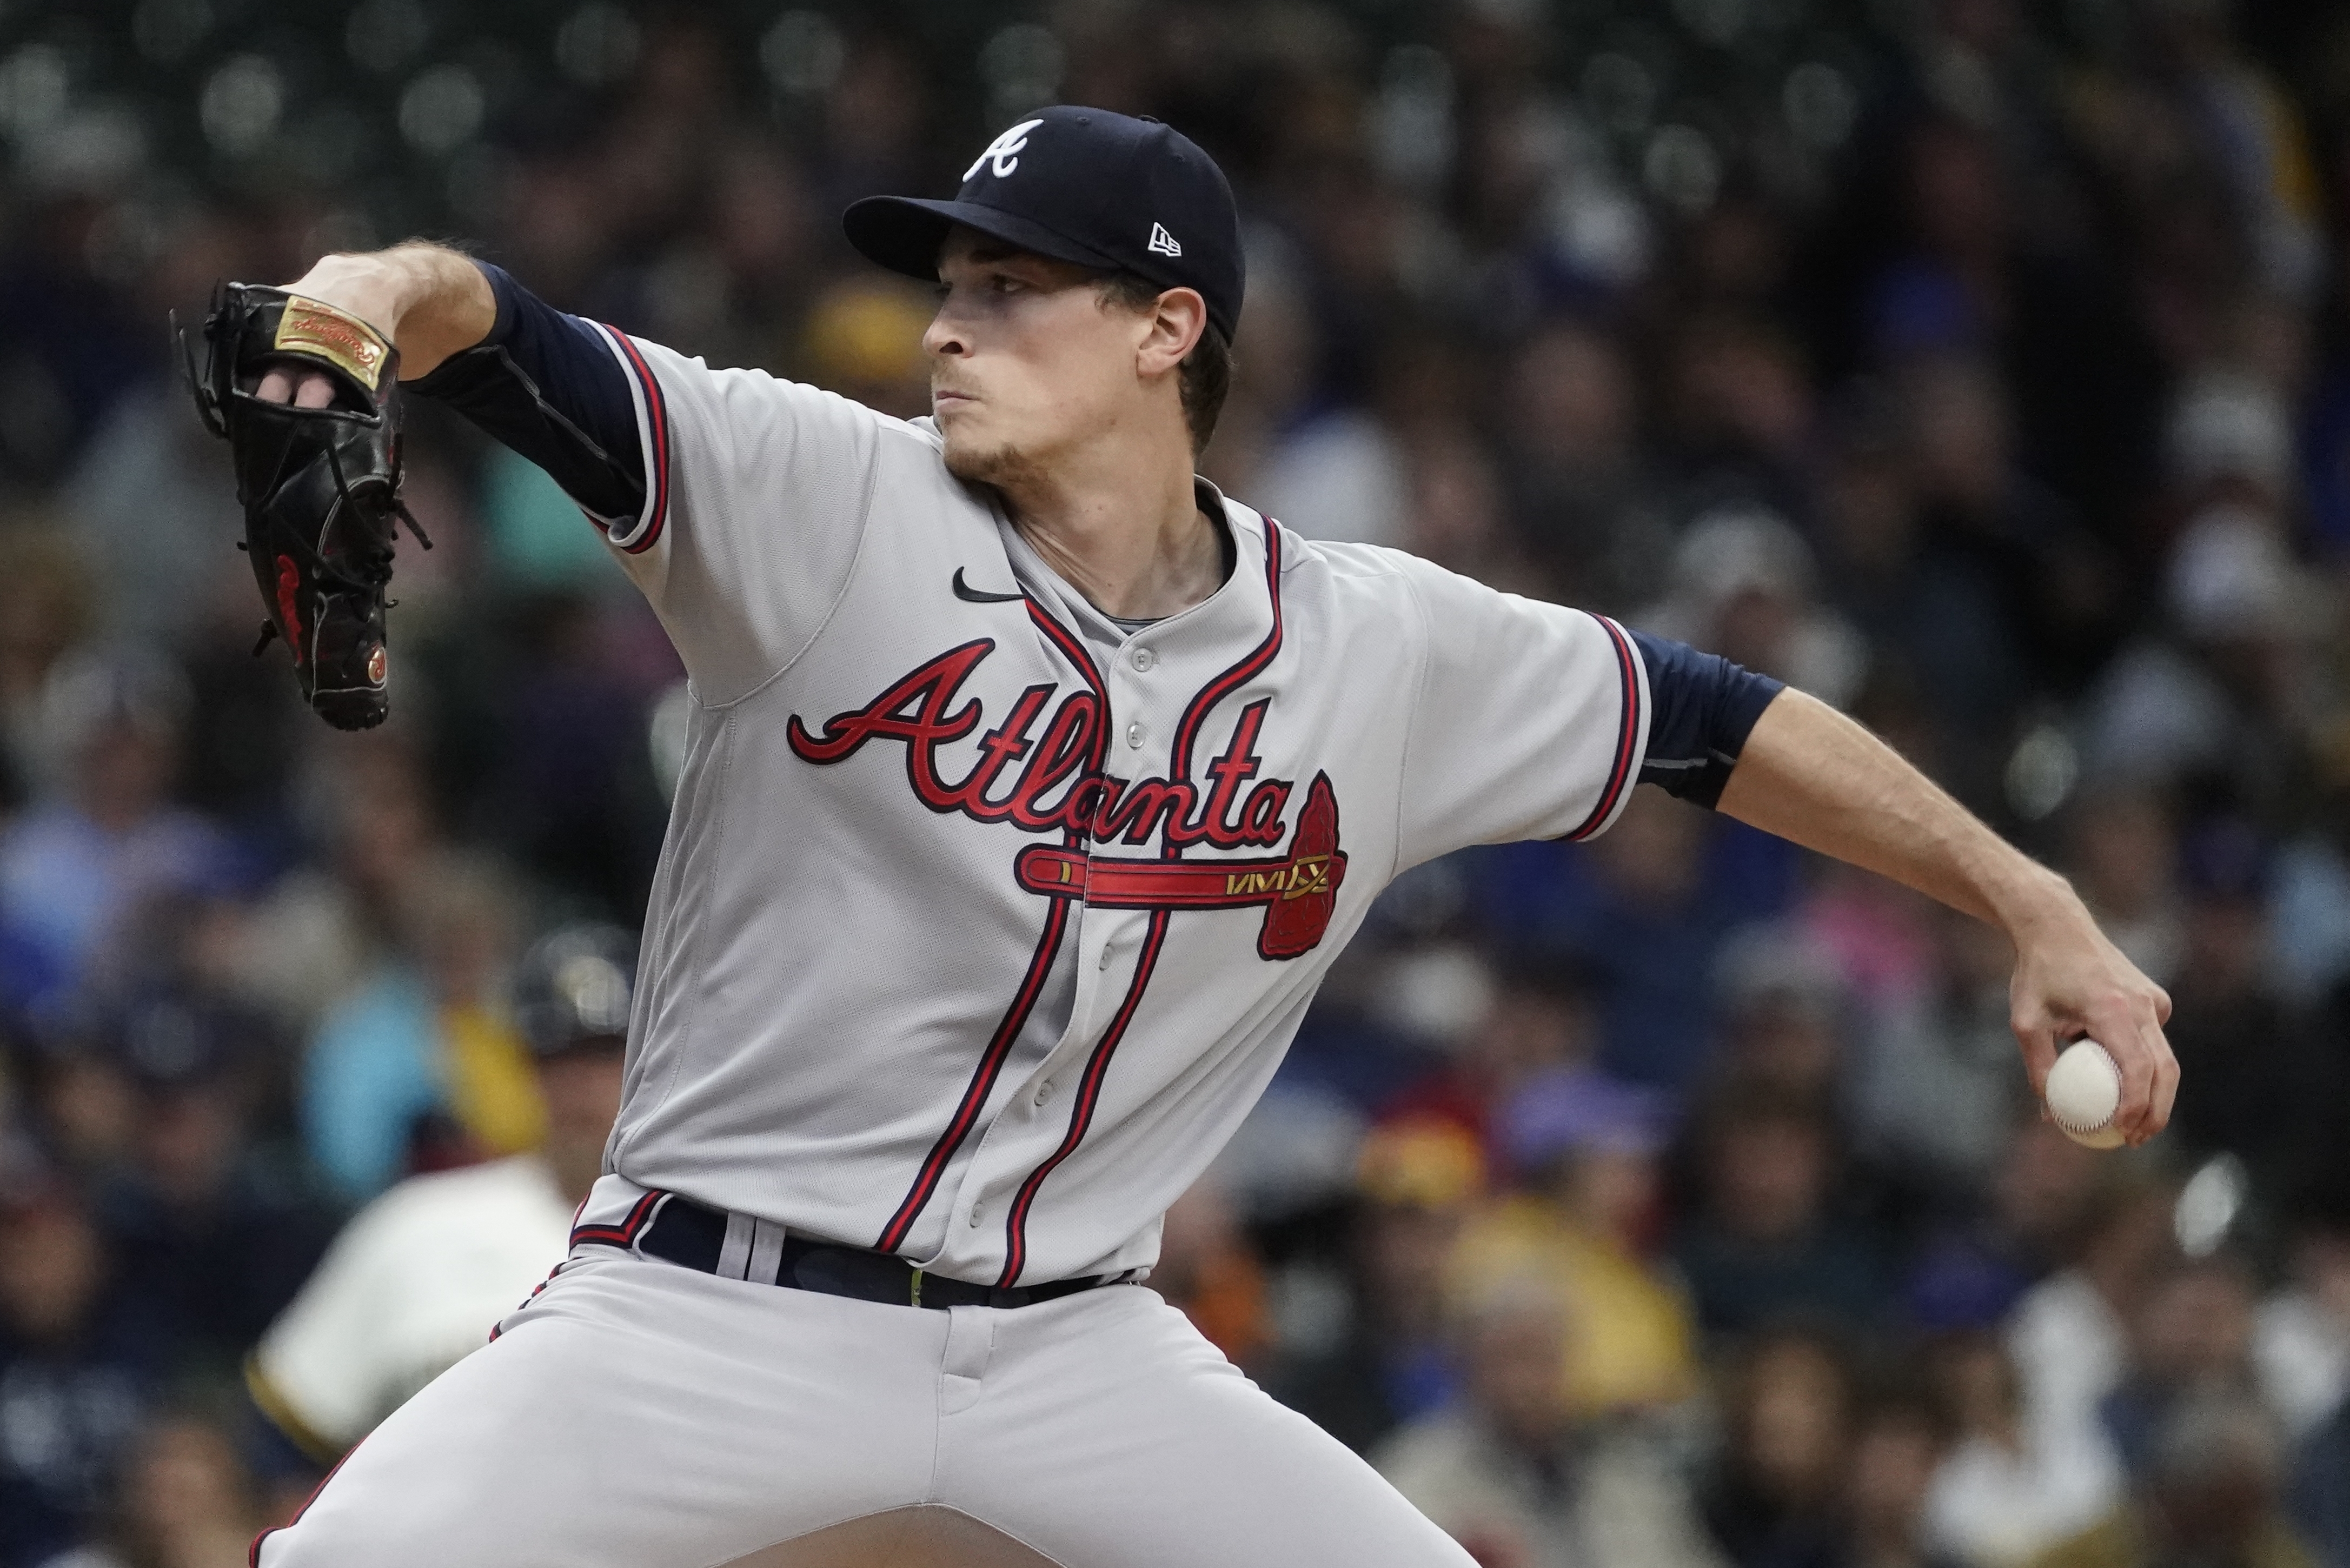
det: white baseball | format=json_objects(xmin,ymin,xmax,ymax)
[{"xmin": 2045, "ymin": 1039, "xmax": 2126, "ymax": 1150}]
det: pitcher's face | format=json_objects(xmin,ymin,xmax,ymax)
[{"xmin": 925, "ymin": 229, "xmax": 1167, "ymax": 490}]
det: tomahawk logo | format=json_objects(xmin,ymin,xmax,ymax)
[
  {"xmin": 1147, "ymin": 222, "xmax": 1182, "ymax": 257},
  {"xmin": 965, "ymin": 119, "xmax": 1045, "ymax": 181}
]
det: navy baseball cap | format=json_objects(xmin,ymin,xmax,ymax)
[{"xmin": 844, "ymin": 106, "xmax": 1244, "ymax": 344}]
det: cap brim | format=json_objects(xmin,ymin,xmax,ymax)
[{"xmin": 842, "ymin": 196, "xmax": 1125, "ymax": 282}]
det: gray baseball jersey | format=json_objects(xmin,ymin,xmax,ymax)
[{"xmin": 566, "ymin": 327, "xmax": 1650, "ymax": 1288}]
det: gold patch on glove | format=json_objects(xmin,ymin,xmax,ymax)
[{"xmin": 274, "ymin": 298, "xmax": 392, "ymax": 393}]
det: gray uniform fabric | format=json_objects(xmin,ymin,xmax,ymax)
[
  {"xmin": 258, "ymin": 330, "xmax": 1652, "ymax": 1566},
  {"xmin": 258, "ymin": 1251, "xmax": 1478, "ymax": 1566},
  {"xmin": 576, "ymin": 328, "xmax": 1651, "ymax": 1287}
]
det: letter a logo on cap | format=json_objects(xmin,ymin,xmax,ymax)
[
  {"xmin": 1147, "ymin": 222, "xmax": 1183, "ymax": 257},
  {"xmin": 965, "ymin": 119, "xmax": 1045, "ymax": 181}
]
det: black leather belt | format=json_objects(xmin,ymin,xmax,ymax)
[{"xmin": 630, "ymin": 1193, "xmax": 1112, "ymax": 1310}]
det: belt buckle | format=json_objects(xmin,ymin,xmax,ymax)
[{"xmin": 909, "ymin": 1267, "xmax": 924, "ymax": 1308}]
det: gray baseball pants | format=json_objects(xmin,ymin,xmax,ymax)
[{"xmin": 252, "ymin": 1244, "xmax": 1473, "ymax": 1566}]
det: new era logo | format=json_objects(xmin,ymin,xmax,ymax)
[{"xmin": 1147, "ymin": 222, "xmax": 1182, "ymax": 257}]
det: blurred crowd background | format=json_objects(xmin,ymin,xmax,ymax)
[{"xmin": 3, "ymin": 0, "xmax": 2350, "ymax": 1565}]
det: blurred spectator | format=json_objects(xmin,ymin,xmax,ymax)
[
  {"xmin": 2081, "ymin": 502, "xmax": 2327, "ymax": 826},
  {"xmin": 1848, "ymin": 902, "xmax": 2028, "ymax": 1205},
  {"xmin": 248, "ymin": 926, "xmax": 634, "ymax": 1478},
  {"xmin": 0, "ymin": 521, "xmax": 92, "ymax": 812},
  {"xmin": 15, "ymin": 1040, "xmax": 137, "ymax": 1188},
  {"xmin": 798, "ymin": 280, "xmax": 933, "ymax": 422},
  {"xmin": 1700, "ymin": 1327, "xmax": 1853, "ymax": 1568},
  {"xmin": 2255, "ymin": 1217, "xmax": 2350, "ymax": 1443},
  {"xmin": 299, "ymin": 859, "xmax": 538, "ymax": 1201},
  {"xmin": 1400, "ymin": 428, "xmax": 1531, "ymax": 594},
  {"xmin": 1840, "ymin": 1389, "xmax": 1969, "ymax": 1568},
  {"xmin": 2064, "ymin": 791, "xmax": 2187, "ymax": 992},
  {"xmin": 0, "ymin": 1178, "xmax": 171, "ymax": 1568},
  {"xmin": 2161, "ymin": 821, "xmax": 2335, "ymax": 1204},
  {"xmin": 473, "ymin": 591, "xmax": 669, "ymax": 920},
  {"xmin": 2268, "ymin": 792, "xmax": 2350, "ymax": 1008},
  {"xmin": 1638, "ymin": 508, "xmax": 1867, "ymax": 714},
  {"xmin": 1893, "ymin": 353, "xmax": 2117, "ymax": 721},
  {"xmin": 2099, "ymin": 1257, "xmax": 2261, "ymax": 1484},
  {"xmin": 1488, "ymin": 791, "xmax": 1756, "ymax": 1097},
  {"xmin": 1659, "ymin": 315, "xmax": 1815, "ymax": 516},
  {"xmin": 2031, "ymin": 1393, "xmax": 2313, "ymax": 1568},
  {"xmin": 228, "ymin": 732, "xmax": 442, "ymax": 1035},
  {"xmin": 1267, "ymin": 1118, "xmax": 1483, "ymax": 1456},
  {"xmin": 2291, "ymin": 1391, "xmax": 2350, "ymax": 1568},
  {"xmin": 1449, "ymin": 1066, "xmax": 1699, "ymax": 1416},
  {"xmin": 1494, "ymin": 319, "xmax": 1662, "ymax": 610},
  {"xmin": 1383, "ymin": 959, "xmax": 1597, "ymax": 1163},
  {"xmin": 1799, "ymin": 865, "xmax": 1942, "ymax": 1022},
  {"xmin": 87, "ymin": 992, "xmax": 333, "ymax": 1379},
  {"xmin": 1670, "ymin": 1082, "xmax": 1889, "ymax": 1342},
  {"xmin": 1927, "ymin": 1332, "xmax": 2119, "ymax": 1568},
  {"xmin": 2004, "ymin": 1178, "xmax": 2183, "ymax": 1547},
  {"xmin": 1376, "ymin": 1276, "xmax": 1725, "ymax": 1568},
  {"xmin": 1862, "ymin": 110, "xmax": 2160, "ymax": 568},
  {"xmin": 1216, "ymin": 247, "xmax": 1405, "ymax": 550},
  {"xmin": 61, "ymin": 383, "xmax": 248, "ymax": 655},
  {"xmin": 1903, "ymin": 1118, "xmax": 2103, "ymax": 1335},
  {"xmin": 1152, "ymin": 1176, "xmax": 1273, "ymax": 1374},
  {"xmin": 42, "ymin": 1413, "xmax": 262, "ymax": 1568},
  {"xmin": 0, "ymin": 655, "xmax": 230, "ymax": 1009},
  {"xmin": 1710, "ymin": 928, "xmax": 1849, "ymax": 1107},
  {"xmin": 1809, "ymin": 408, "xmax": 2015, "ymax": 765}
]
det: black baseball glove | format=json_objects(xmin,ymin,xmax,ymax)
[{"xmin": 180, "ymin": 284, "xmax": 429, "ymax": 731}]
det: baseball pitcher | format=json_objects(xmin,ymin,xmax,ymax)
[{"xmin": 190, "ymin": 108, "xmax": 2175, "ymax": 1567}]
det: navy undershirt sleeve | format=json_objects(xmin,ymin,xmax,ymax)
[
  {"xmin": 406, "ymin": 261, "xmax": 645, "ymax": 522},
  {"xmin": 1629, "ymin": 629, "xmax": 1785, "ymax": 809}
]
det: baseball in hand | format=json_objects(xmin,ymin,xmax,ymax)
[{"xmin": 2045, "ymin": 1039, "xmax": 2126, "ymax": 1149}]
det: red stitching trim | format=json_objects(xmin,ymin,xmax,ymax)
[
  {"xmin": 997, "ymin": 909, "xmax": 1170, "ymax": 1286},
  {"xmin": 598, "ymin": 327, "xmax": 669, "ymax": 554},
  {"xmin": 569, "ymin": 1187, "xmax": 664, "ymax": 1249},
  {"xmin": 1566, "ymin": 615, "xmax": 1641, "ymax": 841}
]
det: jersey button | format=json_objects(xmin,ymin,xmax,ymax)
[
  {"xmin": 1125, "ymin": 721, "xmax": 1145, "ymax": 748},
  {"xmin": 968, "ymin": 1205, "xmax": 985, "ymax": 1227},
  {"xmin": 1131, "ymin": 648, "xmax": 1156, "ymax": 672},
  {"xmin": 1035, "ymin": 1081, "xmax": 1055, "ymax": 1106}
]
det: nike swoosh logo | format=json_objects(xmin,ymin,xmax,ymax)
[{"xmin": 952, "ymin": 568, "xmax": 1025, "ymax": 604}]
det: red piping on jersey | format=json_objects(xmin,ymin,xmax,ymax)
[
  {"xmin": 598, "ymin": 326, "xmax": 670, "ymax": 554},
  {"xmin": 871, "ymin": 594, "xmax": 1110, "ymax": 1255},
  {"xmin": 488, "ymin": 1194, "xmax": 602, "ymax": 1344},
  {"xmin": 569, "ymin": 1187, "xmax": 665, "ymax": 1249},
  {"xmin": 247, "ymin": 1435, "xmax": 363, "ymax": 1565},
  {"xmin": 1021, "ymin": 596, "xmax": 1107, "ymax": 700},
  {"xmin": 1164, "ymin": 519, "xmax": 1285, "ymax": 819},
  {"xmin": 874, "ymin": 896, "xmax": 1073, "ymax": 1253},
  {"xmin": 997, "ymin": 908, "xmax": 1170, "ymax": 1286},
  {"xmin": 487, "ymin": 1254, "xmax": 575, "ymax": 1342},
  {"xmin": 997, "ymin": 515, "xmax": 1289, "ymax": 1286},
  {"xmin": 1564, "ymin": 614, "xmax": 1642, "ymax": 841}
]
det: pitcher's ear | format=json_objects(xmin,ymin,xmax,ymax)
[{"xmin": 1140, "ymin": 286, "xmax": 1207, "ymax": 375}]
